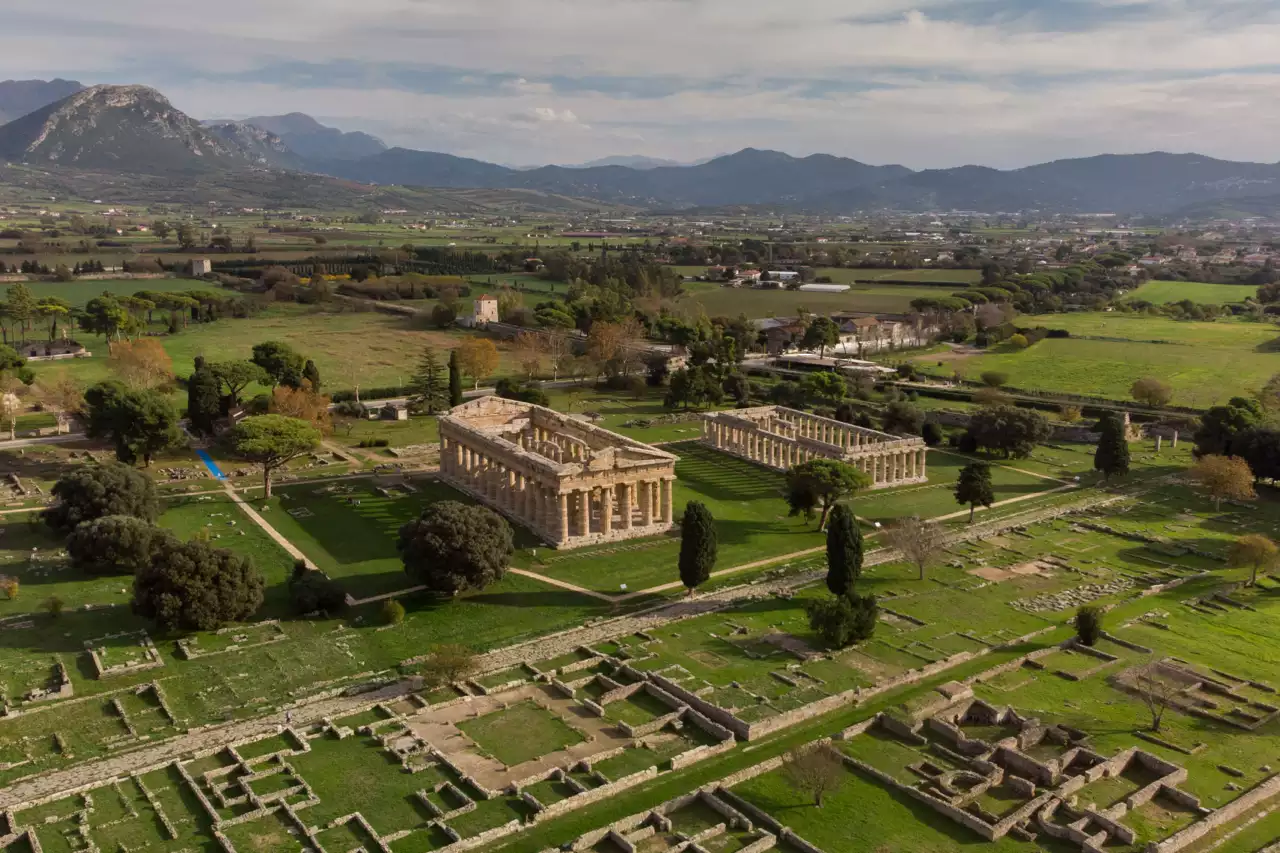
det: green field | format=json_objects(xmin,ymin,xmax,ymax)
[
  {"xmin": 1124, "ymin": 279, "xmax": 1259, "ymax": 305},
  {"xmin": 924, "ymin": 313, "xmax": 1280, "ymax": 407},
  {"xmin": 29, "ymin": 304, "xmax": 517, "ymax": 395},
  {"xmin": 0, "ymin": 278, "xmax": 216, "ymax": 306}
]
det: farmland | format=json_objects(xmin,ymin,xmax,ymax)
[
  {"xmin": 1123, "ymin": 279, "xmax": 1259, "ymax": 305},
  {"xmin": 916, "ymin": 312, "xmax": 1280, "ymax": 407}
]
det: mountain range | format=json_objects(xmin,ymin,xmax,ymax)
[{"xmin": 3, "ymin": 81, "xmax": 1280, "ymax": 216}]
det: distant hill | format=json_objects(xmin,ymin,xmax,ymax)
[
  {"xmin": 0, "ymin": 85, "xmax": 275, "ymax": 173},
  {"xmin": 566, "ymin": 155, "xmax": 687, "ymax": 169},
  {"xmin": 205, "ymin": 121, "xmax": 307, "ymax": 169},
  {"xmin": 239, "ymin": 112, "xmax": 387, "ymax": 161},
  {"xmin": 0, "ymin": 78, "xmax": 83, "ymax": 125}
]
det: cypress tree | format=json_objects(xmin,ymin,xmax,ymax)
[
  {"xmin": 825, "ymin": 504, "xmax": 862, "ymax": 598},
  {"xmin": 1094, "ymin": 412, "xmax": 1131, "ymax": 482},
  {"xmin": 187, "ymin": 360, "xmax": 222, "ymax": 437},
  {"xmin": 448, "ymin": 349, "xmax": 464, "ymax": 408},
  {"xmin": 302, "ymin": 359, "xmax": 321, "ymax": 392},
  {"xmin": 678, "ymin": 501, "xmax": 717, "ymax": 594},
  {"xmin": 954, "ymin": 461, "xmax": 995, "ymax": 523},
  {"xmin": 410, "ymin": 347, "xmax": 447, "ymax": 414}
]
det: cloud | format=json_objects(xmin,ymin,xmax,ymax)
[{"xmin": 3, "ymin": 0, "xmax": 1280, "ymax": 166}]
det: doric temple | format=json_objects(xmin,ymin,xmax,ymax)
[
  {"xmin": 701, "ymin": 405, "xmax": 928, "ymax": 488},
  {"xmin": 438, "ymin": 397, "xmax": 679, "ymax": 549}
]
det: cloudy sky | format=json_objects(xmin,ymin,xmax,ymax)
[{"xmin": 5, "ymin": 0, "xmax": 1280, "ymax": 168}]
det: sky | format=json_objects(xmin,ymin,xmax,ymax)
[{"xmin": 5, "ymin": 0, "xmax": 1280, "ymax": 168}]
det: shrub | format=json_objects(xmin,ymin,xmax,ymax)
[
  {"xmin": 806, "ymin": 594, "xmax": 878, "ymax": 649},
  {"xmin": 921, "ymin": 421, "xmax": 944, "ymax": 447},
  {"xmin": 1075, "ymin": 605, "xmax": 1103, "ymax": 646},
  {"xmin": 382, "ymin": 598, "xmax": 406, "ymax": 625}
]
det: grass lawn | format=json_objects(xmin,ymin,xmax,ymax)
[
  {"xmin": 28, "ymin": 304, "xmax": 519, "ymax": 396},
  {"xmin": 457, "ymin": 701, "xmax": 586, "ymax": 766},
  {"xmin": 1123, "ymin": 280, "xmax": 1258, "ymax": 305},
  {"xmin": 915, "ymin": 313, "xmax": 1280, "ymax": 408}
]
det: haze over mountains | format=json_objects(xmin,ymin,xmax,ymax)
[{"xmin": 2, "ymin": 80, "xmax": 1280, "ymax": 217}]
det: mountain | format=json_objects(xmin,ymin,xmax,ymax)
[
  {"xmin": 567, "ymin": 155, "xmax": 687, "ymax": 169},
  {"xmin": 205, "ymin": 121, "xmax": 306, "ymax": 169},
  {"xmin": 0, "ymin": 78, "xmax": 83, "ymax": 125},
  {"xmin": 0, "ymin": 85, "xmax": 274, "ymax": 173},
  {"xmin": 320, "ymin": 147, "xmax": 911, "ymax": 207},
  {"xmin": 239, "ymin": 112, "xmax": 386, "ymax": 161}
]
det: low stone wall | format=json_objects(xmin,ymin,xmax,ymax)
[
  {"xmin": 533, "ymin": 767, "xmax": 659, "ymax": 823},
  {"xmin": 1149, "ymin": 773, "xmax": 1280, "ymax": 853}
]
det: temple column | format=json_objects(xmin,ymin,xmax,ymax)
[
  {"xmin": 557, "ymin": 493, "xmax": 569, "ymax": 543},
  {"xmin": 639, "ymin": 481, "xmax": 653, "ymax": 527},
  {"xmin": 453, "ymin": 439, "xmax": 464, "ymax": 473},
  {"xmin": 661, "ymin": 478, "xmax": 674, "ymax": 524},
  {"xmin": 602, "ymin": 488, "xmax": 614, "ymax": 535},
  {"xmin": 577, "ymin": 489, "xmax": 591, "ymax": 538},
  {"xmin": 619, "ymin": 482, "xmax": 633, "ymax": 530}
]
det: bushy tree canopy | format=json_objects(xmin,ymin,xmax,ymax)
[
  {"xmin": 133, "ymin": 540, "xmax": 264, "ymax": 632},
  {"xmin": 966, "ymin": 404, "xmax": 1051, "ymax": 458},
  {"xmin": 954, "ymin": 461, "xmax": 995, "ymax": 522},
  {"xmin": 83, "ymin": 380, "xmax": 182, "ymax": 466},
  {"xmin": 824, "ymin": 504, "xmax": 862, "ymax": 597},
  {"xmin": 288, "ymin": 563, "xmax": 348, "ymax": 614},
  {"xmin": 786, "ymin": 459, "xmax": 871, "ymax": 529},
  {"xmin": 45, "ymin": 463, "xmax": 159, "ymax": 532},
  {"xmin": 679, "ymin": 501, "xmax": 718, "ymax": 592},
  {"xmin": 397, "ymin": 501, "xmax": 513, "ymax": 595},
  {"xmin": 1093, "ymin": 412, "xmax": 1131, "ymax": 481},
  {"xmin": 1194, "ymin": 397, "xmax": 1263, "ymax": 458},
  {"xmin": 67, "ymin": 515, "xmax": 172, "ymax": 575},
  {"xmin": 226, "ymin": 415, "xmax": 322, "ymax": 498}
]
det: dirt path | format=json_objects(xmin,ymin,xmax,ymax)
[{"xmin": 221, "ymin": 481, "xmax": 311, "ymax": 566}]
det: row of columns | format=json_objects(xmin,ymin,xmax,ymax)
[
  {"xmin": 440, "ymin": 433, "xmax": 675, "ymax": 545},
  {"xmin": 776, "ymin": 414, "xmax": 874, "ymax": 450},
  {"xmin": 702, "ymin": 419, "xmax": 928, "ymax": 487}
]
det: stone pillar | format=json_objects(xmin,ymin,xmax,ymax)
[
  {"xmin": 1156, "ymin": 435, "xmax": 1163, "ymax": 452},
  {"xmin": 662, "ymin": 478, "xmax": 674, "ymax": 524},
  {"xmin": 1172, "ymin": 429, "xmax": 1179, "ymax": 448},
  {"xmin": 619, "ymin": 482, "xmax": 633, "ymax": 530},
  {"xmin": 557, "ymin": 493, "xmax": 569, "ymax": 543},
  {"xmin": 578, "ymin": 489, "xmax": 591, "ymax": 538},
  {"xmin": 638, "ymin": 481, "xmax": 652, "ymax": 526}
]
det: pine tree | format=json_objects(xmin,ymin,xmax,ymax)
[
  {"xmin": 825, "ymin": 504, "xmax": 863, "ymax": 598},
  {"xmin": 410, "ymin": 347, "xmax": 447, "ymax": 414},
  {"xmin": 678, "ymin": 501, "xmax": 717, "ymax": 594},
  {"xmin": 954, "ymin": 461, "xmax": 995, "ymax": 522},
  {"xmin": 1094, "ymin": 412, "xmax": 1131, "ymax": 482},
  {"xmin": 448, "ymin": 349, "xmax": 463, "ymax": 408}
]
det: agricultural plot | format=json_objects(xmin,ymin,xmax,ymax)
[
  {"xmin": 1122, "ymin": 280, "xmax": 1257, "ymax": 305},
  {"xmin": 923, "ymin": 313, "xmax": 1280, "ymax": 407}
]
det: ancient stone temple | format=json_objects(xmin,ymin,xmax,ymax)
[
  {"xmin": 438, "ymin": 397, "xmax": 679, "ymax": 549},
  {"xmin": 701, "ymin": 405, "xmax": 928, "ymax": 488}
]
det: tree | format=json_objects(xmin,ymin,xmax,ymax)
[
  {"xmin": 801, "ymin": 316, "xmax": 840, "ymax": 358},
  {"xmin": 45, "ymin": 462, "xmax": 159, "ymax": 532},
  {"xmin": 1194, "ymin": 397, "xmax": 1263, "ymax": 458},
  {"xmin": 398, "ymin": 501, "xmax": 513, "ymax": 595},
  {"xmin": 456, "ymin": 338, "xmax": 499, "ymax": 390},
  {"xmin": 678, "ymin": 501, "xmax": 718, "ymax": 593},
  {"xmin": 882, "ymin": 400, "xmax": 924, "ymax": 435},
  {"xmin": 302, "ymin": 359, "xmax": 321, "ymax": 392},
  {"xmin": 1228, "ymin": 533, "xmax": 1278, "ymax": 586},
  {"xmin": 782, "ymin": 742, "xmax": 846, "ymax": 807},
  {"xmin": 1075, "ymin": 604, "xmax": 1103, "ymax": 647},
  {"xmin": 227, "ymin": 415, "xmax": 322, "ymax": 498},
  {"xmin": 807, "ymin": 594, "xmax": 877, "ymax": 649},
  {"xmin": 187, "ymin": 361, "xmax": 222, "ymax": 436},
  {"xmin": 107, "ymin": 338, "xmax": 173, "ymax": 389},
  {"xmin": 268, "ymin": 386, "xmax": 332, "ymax": 433},
  {"xmin": 1134, "ymin": 657, "xmax": 1178, "ymax": 733},
  {"xmin": 420, "ymin": 644, "xmax": 477, "ymax": 687},
  {"xmin": 251, "ymin": 341, "xmax": 307, "ymax": 388},
  {"xmin": 1131, "ymin": 377, "xmax": 1173, "ymax": 408},
  {"xmin": 409, "ymin": 347, "xmax": 447, "ymax": 414},
  {"xmin": 288, "ymin": 563, "xmax": 347, "ymax": 614},
  {"xmin": 1007, "ymin": 333, "xmax": 1029, "ymax": 349},
  {"xmin": 448, "ymin": 349, "xmax": 464, "ymax": 407},
  {"xmin": 825, "ymin": 504, "xmax": 863, "ymax": 597},
  {"xmin": 922, "ymin": 421, "xmax": 944, "ymax": 447},
  {"xmin": 664, "ymin": 366, "xmax": 724, "ymax": 411},
  {"xmin": 980, "ymin": 371, "xmax": 1009, "ymax": 388},
  {"xmin": 66, "ymin": 515, "xmax": 172, "ymax": 575},
  {"xmin": 0, "ymin": 575, "xmax": 16, "ymax": 600},
  {"xmin": 82, "ymin": 382, "xmax": 182, "ymax": 466},
  {"xmin": 513, "ymin": 331, "xmax": 545, "ymax": 380},
  {"xmin": 1191, "ymin": 454, "xmax": 1256, "ymax": 511},
  {"xmin": 430, "ymin": 303, "xmax": 458, "ymax": 329},
  {"xmin": 79, "ymin": 296, "xmax": 131, "ymax": 341},
  {"xmin": 883, "ymin": 515, "xmax": 946, "ymax": 580},
  {"xmin": 35, "ymin": 370, "xmax": 82, "ymax": 434},
  {"xmin": 1093, "ymin": 412, "xmax": 1131, "ymax": 482},
  {"xmin": 785, "ymin": 459, "xmax": 871, "ymax": 530},
  {"xmin": 966, "ymin": 405, "xmax": 1051, "ymax": 459},
  {"xmin": 6, "ymin": 283, "xmax": 36, "ymax": 343},
  {"xmin": 209, "ymin": 360, "xmax": 269, "ymax": 408},
  {"xmin": 803, "ymin": 371, "xmax": 846, "ymax": 406},
  {"xmin": 133, "ymin": 539, "xmax": 264, "ymax": 632},
  {"xmin": 1232, "ymin": 428, "xmax": 1280, "ymax": 483},
  {"xmin": 954, "ymin": 461, "xmax": 994, "ymax": 522}
]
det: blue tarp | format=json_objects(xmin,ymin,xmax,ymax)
[{"xmin": 195, "ymin": 448, "xmax": 227, "ymax": 480}]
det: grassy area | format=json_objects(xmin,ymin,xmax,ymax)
[
  {"xmin": 1123, "ymin": 279, "xmax": 1258, "ymax": 305},
  {"xmin": 0, "ymin": 278, "xmax": 215, "ymax": 306},
  {"xmin": 916, "ymin": 313, "xmax": 1280, "ymax": 407},
  {"xmin": 457, "ymin": 701, "xmax": 586, "ymax": 767},
  {"xmin": 29, "ymin": 304, "xmax": 518, "ymax": 396}
]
